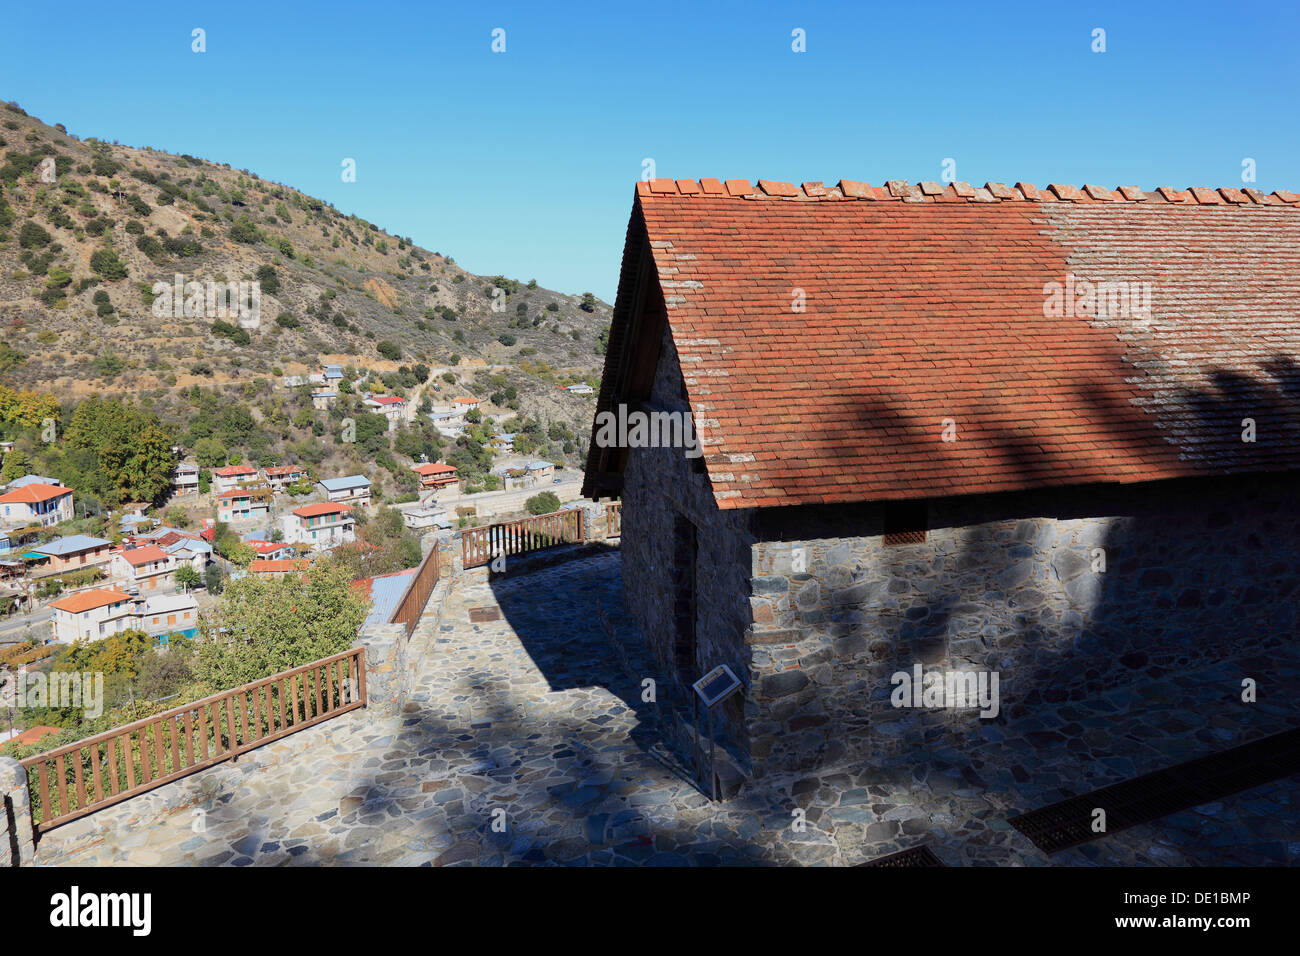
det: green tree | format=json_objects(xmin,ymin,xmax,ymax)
[
  {"xmin": 525, "ymin": 492, "xmax": 561, "ymax": 515},
  {"xmin": 194, "ymin": 563, "xmax": 368, "ymax": 688},
  {"xmin": 175, "ymin": 565, "xmax": 201, "ymax": 589}
]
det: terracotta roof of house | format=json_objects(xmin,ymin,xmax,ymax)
[
  {"xmin": 263, "ymin": 466, "xmax": 305, "ymax": 476},
  {"xmin": 412, "ymin": 462, "xmax": 457, "ymax": 475},
  {"xmin": 119, "ymin": 545, "xmax": 168, "ymax": 565},
  {"xmin": 2, "ymin": 726, "xmax": 62, "ymax": 749},
  {"xmin": 0, "ymin": 483, "xmax": 72, "ymax": 504},
  {"xmin": 453, "ymin": 396, "xmax": 480, "ymax": 404},
  {"xmin": 293, "ymin": 502, "xmax": 353, "ymax": 518},
  {"xmin": 213, "ymin": 465, "xmax": 257, "ymax": 477},
  {"xmin": 248, "ymin": 559, "xmax": 310, "ymax": 573},
  {"xmin": 250, "ymin": 540, "xmax": 292, "ymax": 554},
  {"xmin": 49, "ymin": 588, "xmax": 133, "ymax": 613},
  {"xmin": 369, "ymin": 395, "xmax": 405, "ymax": 405},
  {"xmin": 585, "ymin": 179, "xmax": 1300, "ymax": 509}
]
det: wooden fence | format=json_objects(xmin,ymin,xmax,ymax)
[
  {"xmin": 461, "ymin": 508, "xmax": 585, "ymax": 569},
  {"xmin": 605, "ymin": 501, "xmax": 622, "ymax": 538},
  {"xmin": 389, "ymin": 544, "xmax": 442, "ymax": 638},
  {"xmin": 20, "ymin": 646, "xmax": 366, "ymax": 834}
]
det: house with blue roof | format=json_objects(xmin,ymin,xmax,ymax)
[
  {"xmin": 318, "ymin": 475, "xmax": 371, "ymax": 507},
  {"xmin": 31, "ymin": 534, "xmax": 114, "ymax": 574}
]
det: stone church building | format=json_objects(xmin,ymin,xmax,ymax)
[{"xmin": 583, "ymin": 177, "xmax": 1300, "ymax": 781}]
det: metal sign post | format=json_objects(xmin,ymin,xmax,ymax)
[{"xmin": 691, "ymin": 664, "xmax": 743, "ymax": 801}]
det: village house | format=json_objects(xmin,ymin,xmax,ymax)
[
  {"xmin": 48, "ymin": 588, "xmax": 136, "ymax": 643},
  {"xmin": 364, "ymin": 394, "xmax": 407, "ymax": 431},
  {"xmin": 211, "ymin": 464, "xmax": 259, "ymax": 494},
  {"xmin": 452, "ymin": 396, "xmax": 481, "ymax": 417},
  {"xmin": 111, "ymin": 545, "xmax": 176, "ymax": 593},
  {"xmin": 525, "ymin": 460, "xmax": 555, "ymax": 483},
  {"xmin": 216, "ymin": 488, "xmax": 271, "ymax": 524},
  {"xmin": 247, "ymin": 558, "xmax": 311, "ymax": 578},
  {"xmin": 249, "ymin": 540, "xmax": 297, "ymax": 561},
  {"xmin": 322, "ymin": 363, "xmax": 343, "ymax": 384},
  {"xmin": 137, "ymin": 593, "xmax": 199, "ymax": 643},
  {"xmin": 30, "ymin": 535, "xmax": 114, "ymax": 575},
  {"xmin": 584, "ymin": 175, "xmax": 1300, "ymax": 782},
  {"xmin": 0, "ymin": 482, "xmax": 74, "ymax": 530},
  {"xmin": 311, "ymin": 389, "xmax": 336, "ymax": 411},
  {"xmin": 262, "ymin": 465, "xmax": 309, "ymax": 491},
  {"xmin": 489, "ymin": 432, "xmax": 515, "ymax": 454},
  {"xmin": 411, "ymin": 461, "xmax": 459, "ymax": 491},
  {"xmin": 318, "ymin": 475, "xmax": 371, "ymax": 507},
  {"xmin": 563, "ymin": 383, "xmax": 595, "ymax": 395},
  {"xmin": 172, "ymin": 462, "xmax": 199, "ymax": 495},
  {"xmin": 402, "ymin": 506, "xmax": 452, "ymax": 531},
  {"xmin": 281, "ymin": 502, "xmax": 355, "ymax": 547}
]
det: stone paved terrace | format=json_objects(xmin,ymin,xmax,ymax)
[{"xmin": 32, "ymin": 550, "xmax": 1300, "ymax": 866}]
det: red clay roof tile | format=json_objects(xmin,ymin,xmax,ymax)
[{"xmin": 586, "ymin": 175, "xmax": 1300, "ymax": 509}]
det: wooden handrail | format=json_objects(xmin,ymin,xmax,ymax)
[
  {"xmin": 460, "ymin": 508, "xmax": 585, "ymax": 569},
  {"xmin": 20, "ymin": 646, "xmax": 366, "ymax": 834},
  {"xmin": 388, "ymin": 545, "xmax": 441, "ymax": 638}
]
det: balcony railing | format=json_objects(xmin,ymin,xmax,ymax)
[
  {"xmin": 20, "ymin": 647, "xmax": 366, "ymax": 834},
  {"xmin": 460, "ymin": 508, "xmax": 585, "ymax": 569}
]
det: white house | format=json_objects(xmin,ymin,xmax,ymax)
[
  {"xmin": 216, "ymin": 488, "xmax": 272, "ymax": 524},
  {"xmin": 173, "ymin": 462, "xmax": 199, "ymax": 495},
  {"xmin": 111, "ymin": 545, "xmax": 176, "ymax": 593},
  {"xmin": 48, "ymin": 588, "xmax": 137, "ymax": 643},
  {"xmin": 318, "ymin": 475, "xmax": 371, "ymax": 507},
  {"xmin": 212, "ymin": 465, "xmax": 259, "ymax": 494},
  {"xmin": 402, "ymin": 506, "xmax": 452, "ymax": 531},
  {"xmin": 261, "ymin": 465, "xmax": 309, "ymax": 491},
  {"xmin": 364, "ymin": 395, "xmax": 407, "ymax": 431},
  {"xmin": 281, "ymin": 502, "xmax": 356, "ymax": 547},
  {"xmin": 0, "ymin": 482, "xmax": 74, "ymax": 529},
  {"xmin": 138, "ymin": 593, "xmax": 199, "ymax": 642}
]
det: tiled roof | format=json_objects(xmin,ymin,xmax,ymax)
[
  {"xmin": 0, "ymin": 483, "xmax": 71, "ymax": 504},
  {"xmin": 412, "ymin": 462, "xmax": 457, "ymax": 475},
  {"xmin": 213, "ymin": 465, "xmax": 257, "ymax": 476},
  {"xmin": 587, "ymin": 179, "xmax": 1300, "ymax": 509},
  {"xmin": 49, "ymin": 588, "xmax": 133, "ymax": 613},
  {"xmin": 248, "ymin": 559, "xmax": 310, "ymax": 573},
  {"xmin": 293, "ymin": 502, "xmax": 353, "ymax": 518},
  {"xmin": 119, "ymin": 545, "xmax": 169, "ymax": 565}
]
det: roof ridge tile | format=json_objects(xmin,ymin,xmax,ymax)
[{"xmin": 637, "ymin": 178, "xmax": 1300, "ymax": 208}]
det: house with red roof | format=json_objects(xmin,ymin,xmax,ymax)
[
  {"xmin": 247, "ymin": 558, "xmax": 311, "ymax": 578},
  {"xmin": 411, "ymin": 461, "xmax": 458, "ymax": 491},
  {"xmin": 585, "ymin": 176, "xmax": 1300, "ymax": 780},
  {"xmin": 262, "ymin": 465, "xmax": 309, "ymax": 491},
  {"xmin": 211, "ymin": 464, "xmax": 259, "ymax": 495},
  {"xmin": 111, "ymin": 545, "xmax": 176, "ymax": 593},
  {"xmin": 0, "ymin": 482, "xmax": 73, "ymax": 529},
  {"xmin": 216, "ymin": 487, "xmax": 271, "ymax": 524},
  {"xmin": 280, "ymin": 502, "xmax": 355, "ymax": 547},
  {"xmin": 47, "ymin": 588, "xmax": 136, "ymax": 642},
  {"xmin": 364, "ymin": 394, "xmax": 407, "ymax": 431}
]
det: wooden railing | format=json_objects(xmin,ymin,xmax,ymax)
[
  {"xmin": 461, "ymin": 508, "xmax": 585, "ymax": 569},
  {"xmin": 389, "ymin": 545, "xmax": 442, "ymax": 638},
  {"xmin": 20, "ymin": 647, "xmax": 366, "ymax": 834},
  {"xmin": 605, "ymin": 501, "xmax": 622, "ymax": 538}
]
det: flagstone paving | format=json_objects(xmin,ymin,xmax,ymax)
[{"xmin": 33, "ymin": 551, "xmax": 1299, "ymax": 866}]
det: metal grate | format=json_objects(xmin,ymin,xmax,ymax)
[
  {"xmin": 882, "ymin": 529, "xmax": 927, "ymax": 546},
  {"xmin": 1009, "ymin": 727, "xmax": 1300, "ymax": 854},
  {"xmin": 856, "ymin": 845, "xmax": 946, "ymax": 867}
]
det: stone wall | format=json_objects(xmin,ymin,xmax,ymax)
[
  {"xmin": 620, "ymin": 327, "xmax": 756, "ymax": 771},
  {"xmin": 1, "ymin": 755, "xmax": 36, "ymax": 867},
  {"xmin": 744, "ymin": 473, "xmax": 1299, "ymax": 777}
]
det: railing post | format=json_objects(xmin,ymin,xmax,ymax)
[{"xmin": 1, "ymin": 756, "xmax": 37, "ymax": 866}]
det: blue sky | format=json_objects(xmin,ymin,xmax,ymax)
[{"xmin": 2, "ymin": 0, "xmax": 1297, "ymax": 302}]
